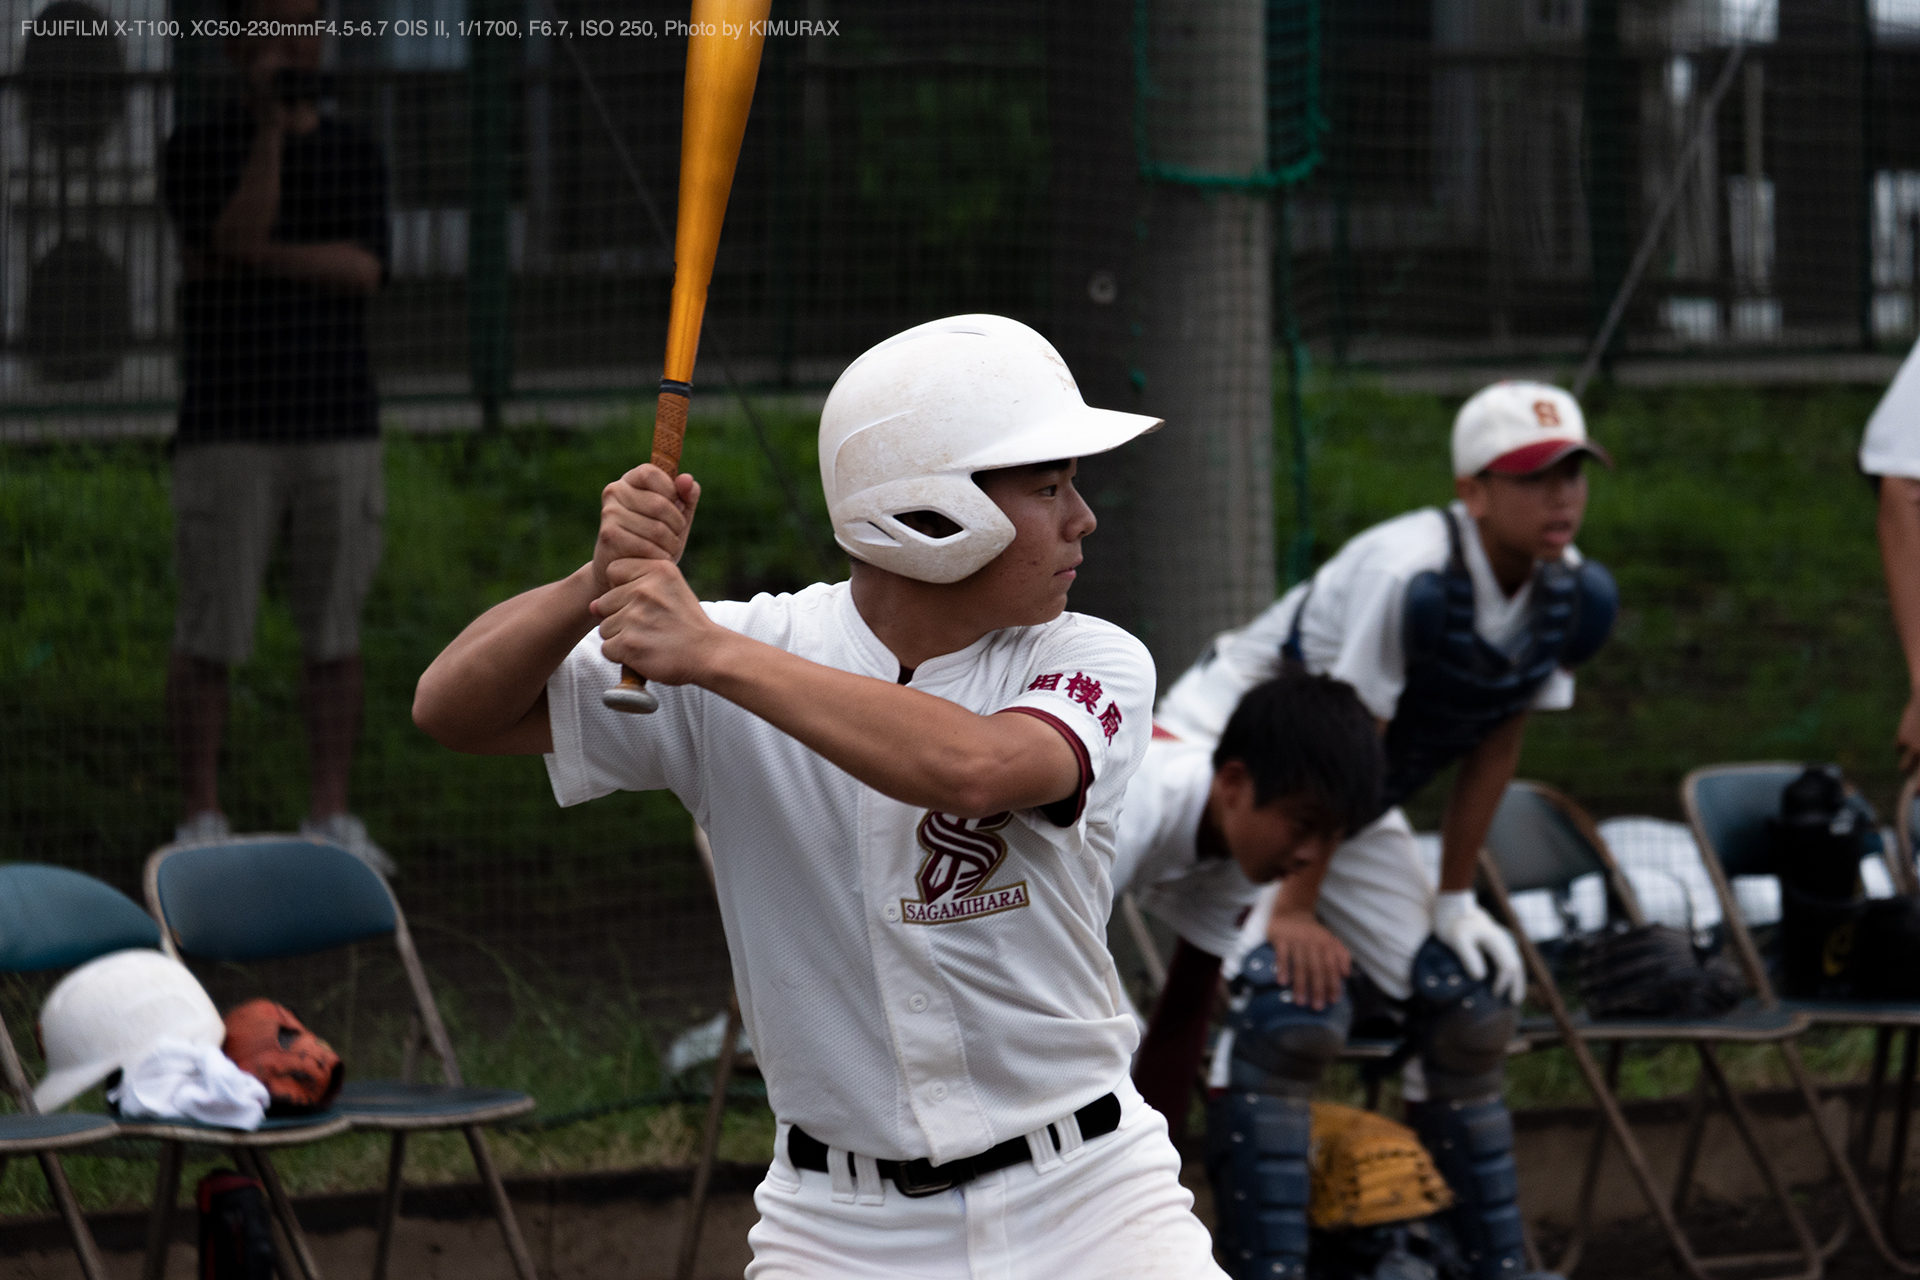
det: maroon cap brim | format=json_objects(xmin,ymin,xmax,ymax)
[{"xmin": 1484, "ymin": 439, "xmax": 1614, "ymax": 475}]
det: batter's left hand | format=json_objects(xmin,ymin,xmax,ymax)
[
  {"xmin": 590, "ymin": 560, "xmax": 720, "ymax": 686},
  {"xmin": 1433, "ymin": 891, "xmax": 1525, "ymax": 1004}
]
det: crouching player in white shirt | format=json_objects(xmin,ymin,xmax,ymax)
[
  {"xmin": 414, "ymin": 316, "xmax": 1228, "ymax": 1279},
  {"xmin": 1136, "ymin": 382, "xmax": 1619, "ymax": 1280}
]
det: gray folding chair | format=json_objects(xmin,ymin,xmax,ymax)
[
  {"xmin": 145, "ymin": 834, "xmax": 537, "ymax": 1280},
  {"xmin": 1479, "ymin": 781, "xmax": 1852, "ymax": 1280},
  {"xmin": 1684, "ymin": 762, "xmax": 1920, "ymax": 1266},
  {"xmin": 0, "ymin": 863, "xmax": 154, "ymax": 1280}
]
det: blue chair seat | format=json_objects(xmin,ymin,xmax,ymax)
[
  {"xmin": 0, "ymin": 1112, "xmax": 116, "ymax": 1154},
  {"xmin": 1779, "ymin": 998, "xmax": 1920, "ymax": 1027},
  {"xmin": 337, "ymin": 1080, "xmax": 534, "ymax": 1130},
  {"xmin": 1521, "ymin": 1001, "xmax": 1808, "ymax": 1043},
  {"xmin": 112, "ymin": 1109, "xmax": 353, "ymax": 1145}
]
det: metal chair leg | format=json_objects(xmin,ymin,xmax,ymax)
[
  {"xmin": 372, "ymin": 1131, "xmax": 408, "ymax": 1280},
  {"xmin": 464, "ymin": 1124, "xmax": 538, "ymax": 1280},
  {"xmin": 241, "ymin": 1148, "xmax": 325, "ymax": 1280},
  {"xmin": 1671, "ymin": 1066, "xmax": 1713, "ymax": 1216},
  {"xmin": 1556, "ymin": 1042, "xmax": 1625, "ymax": 1277},
  {"xmin": 1692, "ymin": 1045, "xmax": 1821, "ymax": 1277},
  {"xmin": 38, "ymin": 1150, "xmax": 107, "ymax": 1280},
  {"xmin": 1777, "ymin": 1039, "xmax": 1920, "ymax": 1274},
  {"xmin": 1858, "ymin": 1027, "xmax": 1894, "ymax": 1172},
  {"xmin": 1885, "ymin": 1027, "xmax": 1919, "ymax": 1254},
  {"xmin": 678, "ymin": 995, "xmax": 743, "ymax": 1280},
  {"xmin": 141, "ymin": 1139, "xmax": 183, "ymax": 1280}
]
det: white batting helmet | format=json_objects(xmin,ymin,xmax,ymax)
[
  {"xmin": 818, "ymin": 315, "xmax": 1160, "ymax": 583},
  {"xmin": 33, "ymin": 948, "xmax": 224, "ymax": 1113}
]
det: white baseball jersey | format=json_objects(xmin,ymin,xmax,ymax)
[
  {"xmin": 1109, "ymin": 734, "xmax": 1263, "ymax": 960},
  {"xmin": 1861, "ymin": 334, "xmax": 1920, "ymax": 480},
  {"xmin": 544, "ymin": 580, "xmax": 1155, "ymax": 1165},
  {"xmin": 1155, "ymin": 500, "xmax": 1578, "ymax": 744}
]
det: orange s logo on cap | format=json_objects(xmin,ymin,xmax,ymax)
[{"xmin": 1532, "ymin": 400, "xmax": 1561, "ymax": 428}]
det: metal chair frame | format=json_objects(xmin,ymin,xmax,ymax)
[
  {"xmin": 1477, "ymin": 780, "xmax": 1892, "ymax": 1280},
  {"xmin": 143, "ymin": 835, "xmax": 537, "ymax": 1280},
  {"xmin": 0, "ymin": 863, "xmax": 155, "ymax": 1280},
  {"xmin": 1682, "ymin": 762, "xmax": 1920, "ymax": 1267}
]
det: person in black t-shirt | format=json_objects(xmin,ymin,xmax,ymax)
[{"xmin": 163, "ymin": 0, "xmax": 393, "ymax": 873}]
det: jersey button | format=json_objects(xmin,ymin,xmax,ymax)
[
  {"xmin": 929, "ymin": 1082, "xmax": 949, "ymax": 1102},
  {"xmin": 883, "ymin": 903, "xmax": 901, "ymax": 923},
  {"xmin": 908, "ymin": 993, "xmax": 929, "ymax": 1013}
]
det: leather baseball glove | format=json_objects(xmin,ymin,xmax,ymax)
[
  {"xmin": 222, "ymin": 1000, "xmax": 344, "ymax": 1115},
  {"xmin": 1308, "ymin": 1102, "xmax": 1453, "ymax": 1231}
]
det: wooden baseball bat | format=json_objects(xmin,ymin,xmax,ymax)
[{"xmin": 604, "ymin": 0, "xmax": 772, "ymax": 714}]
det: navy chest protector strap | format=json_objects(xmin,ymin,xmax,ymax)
[{"xmin": 1285, "ymin": 508, "xmax": 1615, "ymax": 810}]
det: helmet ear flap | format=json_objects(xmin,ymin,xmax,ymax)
[{"xmin": 831, "ymin": 475, "xmax": 1015, "ymax": 584}]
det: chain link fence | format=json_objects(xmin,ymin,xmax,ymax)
[{"xmin": 3, "ymin": 0, "xmax": 1915, "ymax": 1062}]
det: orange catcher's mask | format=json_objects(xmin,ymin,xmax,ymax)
[{"xmin": 222, "ymin": 1000, "xmax": 344, "ymax": 1115}]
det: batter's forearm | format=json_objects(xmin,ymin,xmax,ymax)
[
  {"xmin": 1879, "ymin": 477, "xmax": 1920, "ymax": 691},
  {"xmin": 1438, "ymin": 714, "xmax": 1528, "ymax": 892},
  {"xmin": 697, "ymin": 631, "xmax": 1080, "ymax": 816},
  {"xmin": 414, "ymin": 564, "xmax": 601, "ymax": 754}
]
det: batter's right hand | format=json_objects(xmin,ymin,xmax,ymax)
[
  {"xmin": 1267, "ymin": 909, "xmax": 1350, "ymax": 1010},
  {"xmin": 593, "ymin": 465, "xmax": 701, "ymax": 596}
]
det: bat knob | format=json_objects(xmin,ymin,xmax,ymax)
[{"xmin": 603, "ymin": 669, "xmax": 660, "ymax": 715}]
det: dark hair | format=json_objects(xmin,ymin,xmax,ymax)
[{"xmin": 1211, "ymin": 672, "xmax": 1383, "ymax": 840}]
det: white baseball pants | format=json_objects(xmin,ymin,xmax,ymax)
[{"xmin": 745, "ymin": 1077, "xmax": 1227, "ymax": 1279}]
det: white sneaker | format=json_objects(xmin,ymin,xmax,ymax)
[
  {"xmin": 300, "ymin": 813, "xmax": 398, "ymax": 878},
  {"xmin": 174, "ymin": 811, "xmax": 231, "ymax": 845}
]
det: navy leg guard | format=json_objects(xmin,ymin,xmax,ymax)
[
  {"xmin": 1408, "ymin": 938, "xmax": 1529, "ymax": 1280},
  {"xmin": 1206, "ymin": 943, "xmax": 1350, "ymax": 1280}
]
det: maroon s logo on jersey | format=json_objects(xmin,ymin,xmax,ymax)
[{"xmin": 901, "ymin": 811, "xmax": 1031, "ymax": 925}]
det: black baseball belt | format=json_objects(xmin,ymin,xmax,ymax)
[{"xmin": 787, "ymin": 1091, "xmax": 1122, "ymax": 1198}]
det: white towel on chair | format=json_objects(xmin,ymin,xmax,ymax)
[{"xmin": 107, "ymin": 1038, "xmax": 270, "ymax": 1129}]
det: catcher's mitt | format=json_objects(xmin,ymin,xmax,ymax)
[
  {"xmin": 1577, "ymin": 925, "xmax": 1743, "ymax": 1020},
  {"xmin": 1308, "ymin": 1102, "xmax": 1452, "ymax": 1231},
  {"xmin": 222, "ymin": 1000, "xmax": 344, "ymax": 1115}
]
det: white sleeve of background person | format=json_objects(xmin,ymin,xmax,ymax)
[
  {"xmin": 1115, "ymin": 737, "xmax": 1265, "ymax": 960},
  {"xmin": 1861, "ymin": 335, "xmax": 1920, "ymax": 480},
  {"xmin": 1315, "ymin": 508, "xmax": 1454, "ymax": 721},
  {"xmin": 1152, "ymin": 582, "xmax": 1309, "ymax": 746}
]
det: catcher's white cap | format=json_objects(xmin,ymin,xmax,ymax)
[
  {"xmin": 1451, "ymin": 381, "xmax": 1612, "ymax": 478},
  {"xmin": 819, "ymin": 314, "xmax": 1161, "ymax": 584},
  {"xmin": 33, "ymin": 948, "xmax": 224, "ymax": 1113}
]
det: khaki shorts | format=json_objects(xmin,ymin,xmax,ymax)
[{"xmin": 172, "ymin": 439, "xmax": 385, "ymax": 664}]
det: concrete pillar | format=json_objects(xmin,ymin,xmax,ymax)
[{"xmin": 1048, "ymin": 0, "xmax": 1274, "ymax": 687}]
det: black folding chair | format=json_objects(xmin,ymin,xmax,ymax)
[
  {"xmin": 1478, "ymin": 781, "xmax": 1858, "ymax": 1280},
  {"xmin": 0, "ymin": 863, "xmax": 154, "ymax": 1280},
  {"xmin": 145, "ymin": 834, "xmax": 537, "ymax": 1280},
  {"xmin": 1685, "ymin": 762, "xmax": 1920, "ymax": 1267}
]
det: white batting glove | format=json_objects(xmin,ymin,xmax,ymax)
[{"xmin": 1432, "ymin": 891, "xmax": 1525, "ymax": 1005}]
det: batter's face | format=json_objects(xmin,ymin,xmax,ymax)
[
  {"xmin": 1456, "ymin": 454, "xmax": 1590, "ymax": 563},
  {"xmin": 1211, "ymin": 761, "xmax": 1341, "ymax": 883},
  {"xmin": 966, "ymin": 460, "xmax": 1097, "ymax": 625}
]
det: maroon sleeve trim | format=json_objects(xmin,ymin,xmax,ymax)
[{"xmin": 1000, "ymin": 706, "xmax": 1093, "ymax": 828}]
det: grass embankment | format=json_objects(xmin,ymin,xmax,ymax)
[{"xmin": 0, "ymin": 379, "xmax": 1906, "ymax": 1213}]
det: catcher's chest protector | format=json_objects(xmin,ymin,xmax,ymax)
[
  {"xmin": 197, "ymin": 1170, "xmax": 274, "ymax": 1280},
  {"xmin": 1379, "ymin": 509, "xmax": 1615, "ymax": 808}
]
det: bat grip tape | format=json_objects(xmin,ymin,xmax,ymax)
[{"xmin": 651, "ymin": 380, "xmax": 692, "ymax": 475}]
